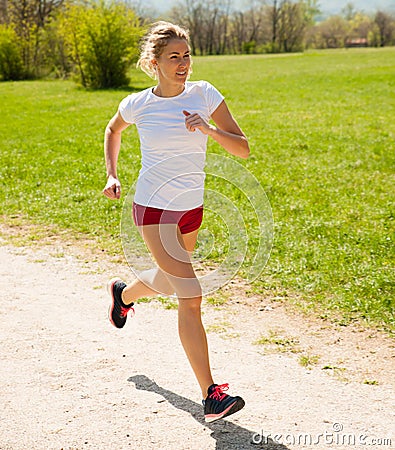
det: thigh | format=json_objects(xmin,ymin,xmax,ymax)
[
  {"xmin": 181, "ymin": 228, "xmax": 200, "ymax": 253},
  {"xmin": 137, "ymin": 224, "xmax": 201, "ymax": 299},
  {"xmin": 138, "ymin": 224, "xmax": 192, "ymax": 273}
]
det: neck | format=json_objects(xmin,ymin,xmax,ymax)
[{"xmin": 153, "ymin": 81, "xmax": 185, "ymax": 98}]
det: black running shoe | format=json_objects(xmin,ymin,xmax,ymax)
[
  {"xmin": 108, "ymin": 278, "xmax": 134, "ymax": 329},
  {"xmin": 203, "ymin": 383, "xmax": 245, "ymax": 423}
]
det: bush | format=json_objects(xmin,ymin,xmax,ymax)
[
  {"xmin": 242, "ymin": 40, "xmax": 256, "ymax": 54},
  {"xmin": 61, "ymin": 0, "xmax": 143, "ymax": 88},
  {"xmin": 0, "ymin": 25, "xmax": 24, "ymax": 81},
  {"xmin": 42, "ymin": 17, "xmax": 73, "ymax": 79}
]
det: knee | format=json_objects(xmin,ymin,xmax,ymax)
[
  {"xmin": 178, "ymin": 296, "xmax": 202, "ymax": 313},
  {"xmin": 167, "ymin": 274, "xmax": 202, "ymax": 299},
  {"xmin": 139, "ymin": 268, "xmax": 175, "ymax": 296}
]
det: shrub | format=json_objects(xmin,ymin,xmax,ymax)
[
  {"xmin": 242, "ymin": 40, "xmax": 256, "ymax": 54},
  {"xmin": 0, "ymin": 25, "xmax": 24, "ymax": 81},
  {"xmin": 61, "ymin": 0, "xmax": 143, "ymax": 88}
]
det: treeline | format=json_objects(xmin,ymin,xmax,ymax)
[
  {"xmin": 167, "ymin": 0, "xmax": 395, "ymax": 55},
  {"xmin": 0, "ymin": 0, "xmax": 394, "ymax": 86}
]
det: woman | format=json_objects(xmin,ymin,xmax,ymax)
[{"xmin": 103, "ymin": 21, "xmax": 249, "ymax": 423}]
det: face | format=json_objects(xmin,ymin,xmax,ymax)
[{"xmin": 154, "ymin": 39, "xmax": 191, "ymax": 85}]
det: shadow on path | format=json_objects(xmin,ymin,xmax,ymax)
[{"xmin": 128, "ymin": 375, "xmax": 290, "ymax": 450}]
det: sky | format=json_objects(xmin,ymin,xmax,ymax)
[
  {"xmin": 318, "ymin": 0, "xmax": 395, "ymax": 14},
  {"xmin": 147, "ymin": 0, "xmax": 395, "ymax": 15}
]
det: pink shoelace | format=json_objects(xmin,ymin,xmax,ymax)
[
  {"xmin": 120, "ymin": 305, "xmax": 135, "ymax": 318},
  {"xmin": 209, "ymin": 383, "xmax": 229, "ymax": 401}
]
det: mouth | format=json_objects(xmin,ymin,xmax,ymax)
[{"xmin": 176, "ymin": 71, "xmax": 187, "ymax": 76}]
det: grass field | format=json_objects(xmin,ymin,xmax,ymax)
[{"xmin": 0, "ymin": 48, "xmax": 394, "ymax": 331}]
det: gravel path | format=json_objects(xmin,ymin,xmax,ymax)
[{"xmin": 0, "ymin": 242, "xmax": 394, "ymax": 450}]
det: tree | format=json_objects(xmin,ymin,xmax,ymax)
[
  {"xmin": 231, "ymin": 11, "xmax": 247, "ymax": 53},
  {"xmin": 172, "ymin": 0, "xmax": 317, "ymax": 54},
  {"xmin": 265, "ymin": 1, "xmax": 312, "ymax": 53},
  {"xmin": 243, "ymin": 0, "xmax": 266, "ymax": 47},
  {"xmin": 303, "ymin": 0, "xmax": 320, "ymax": 25},
  {"xmin": 277, "ymin": 1, "xmax": 308, "ymax": 52},
  {"xmin": 209, "ymin": 0, "xmax": 266, "ymax": 54},
  {"xmin": 43, "ymin": 9, "xmax": 71, "ymax": 78},
  {"xmin": 266, "ymin": 0, "xmax": 281, "ymax": 52},
  {"xmin": 349, "ymin": 12, "xmax": 373, "ymax": 40},
  {"xmin": 1, "ymin": 0, "xmax": 65, "ymax": 77},
  {"xmin": 342, "ymin": 2, "xmax": 357, "ymax": 21},
  {"xmin": 0, "ymin": 0, "xmax": 7, "ymax": 23},
  {"xmin": 314, "ymin": 15, "xmax": 349, "ymax": 48},
  {"xmin": 60, "ymin": 0, "xmax": 143, "ymax": 88},
  {"xmin": 374, "ymin": 10, "xmax": 394, "ymax": 47},
  {"xmin": 171, "ymin": 1, "xmax": 204, "ymax": 55},
  {"xmin": 170, "ymin": 0, "xmax": 234, "ymax": 55}
]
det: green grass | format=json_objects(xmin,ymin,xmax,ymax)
[
  {"xmin": 0, "ymin": 48, "xmax": 394, "ymax": 331},
  {"xmin": 254, "ymin": 329, "xmax": 301, "ymax": 351},
  {"xmin": 299, "ymin": 354, "xmax": 320, "ymax": 369}
]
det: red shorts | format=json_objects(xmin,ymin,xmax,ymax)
[{"xmin": 132, "ymin": 202, "xmax": 203, "ymax": 235}]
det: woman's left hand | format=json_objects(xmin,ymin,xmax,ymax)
[{"xmin": 183, "ymin": 110, "xmax": 214, "ymax": 135}]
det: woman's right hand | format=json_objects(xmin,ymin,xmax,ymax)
[{"xmin": 102, "ymin": 175, "xmax": 121, "ymax": 200}]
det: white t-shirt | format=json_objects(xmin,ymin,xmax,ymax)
[{"xmin": 119, "ymin": 80, "xmax": 224, "ymax": 210}]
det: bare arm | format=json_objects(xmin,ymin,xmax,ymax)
[
  {"xmin": 102, "ymin": 111, "xmax": 130, "ymax": 199},
  {"xmin": 183, "ymin": 100, "xmax": 250, "ymax": 159}
]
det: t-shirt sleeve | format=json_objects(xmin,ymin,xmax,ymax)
[
  {"xmin": 204, "ymin": 81, "xmax": 225, "ymax": 116},
  {"xmin": 118, "ymin": 94, "xmax": 136, "ymax": 124}
]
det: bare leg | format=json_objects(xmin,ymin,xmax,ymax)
[
  {"xmin": 177, "ymin": 296, "xmax": 213, "ymax": 398},
  {"xmin": 138, "ymin": 224, "xmax": 214, "ymax": 398},
  {"xmin": 121, "ymin": 226, "xmax": 202, "ymax": 305},
  {"xmin": 121, "ymin": 268, "xmax": 174, "ymax": 305}
]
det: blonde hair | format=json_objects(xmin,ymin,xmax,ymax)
[{"xmin": 137, "ymin": 21, "xmax": 191, "ymax": 79}]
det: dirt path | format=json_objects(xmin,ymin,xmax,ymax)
[{"xmin": 0, "ymin": 238, "xmax": 394, "ymax": 450}]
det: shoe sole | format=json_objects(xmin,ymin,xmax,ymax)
[
  {"xmin": 107, "ymin": 277, "xmax": 123, "ymax": 329},
  {"xmin": 204, "ymin": 397, "xmax": 245, "ymax": 423}
]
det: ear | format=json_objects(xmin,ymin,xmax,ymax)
[{"xmin": 151, "ymin": 59, "xmax": 159, "ymax": 79}]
